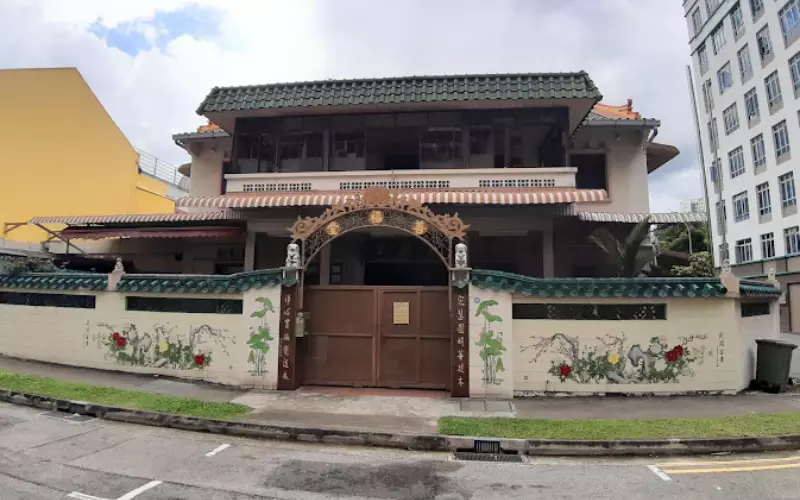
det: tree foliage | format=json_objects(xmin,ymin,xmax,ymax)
[
  {"xmin": 654, "ymin": 222, "xmax": 709, "ymax": 253},
  {"xmin": 670, "ymin": 251, "xmax": 715, "ymax": 277},
  {"xmin": 0, "ymin": 256, "xmax": 58, "ymax": 276},
  {"xmin": 589, "ymin": 217, "xmax": 652, "ymax": 277}
]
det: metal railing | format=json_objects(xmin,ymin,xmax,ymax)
[{"xmin": 136, "ymin": 149, "xmax": 189, "ymax": 191}]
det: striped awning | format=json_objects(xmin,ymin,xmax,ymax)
[
  {"xmin": 29, "ymin": 211, "xmax": 243, "ymax": 225},
  {"xmin": 577, "ymin": 211, "xmax": 707, "ymax": 223},
  {"xmin": 175, "ymin": 189, "xmax": 608, "ymax": 209},
  {"xmin": 58, "ymin": 226, "xmax": 244, "ymax": 240}
]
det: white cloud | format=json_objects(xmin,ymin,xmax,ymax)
[{"xmin": 1, "ymin": 0, "xmax": 702, "ymax": 209}]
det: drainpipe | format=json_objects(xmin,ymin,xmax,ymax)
[{"xmin": 686, "ymin": 65, "xmax": 717, "ymax": 264}]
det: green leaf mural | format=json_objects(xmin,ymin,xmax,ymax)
[
  {"xmin": 248, "ymin": 297, "xmax": 276, "ymax": 377},
  {"xmin": 474, "ymin": 298, "xmax": 506, "ymax": 386}
]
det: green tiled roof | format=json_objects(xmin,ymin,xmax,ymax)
[
  {"xmin": 197, "ymin": 72, "xmax": 602, "ymax": 114},
  {"xmin": 470, "ymin": 269, "xmax": 728, "ymax": 298},
  {"xmin": 0, "ymin": 273, "xmax": 108, "ymax": 291},
  {"xmin": 739, "ymin": 280, "xmax": 783, "ymax": 299},
  {"xmin": 116, "ymin": 269, "xmax": 283, "ymax": 294}
]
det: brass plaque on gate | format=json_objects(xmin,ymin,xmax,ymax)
[{"xmin": 393, "ymin": 302, "xmax": 410, "ymax": 325}]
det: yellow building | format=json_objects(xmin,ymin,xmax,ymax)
[{"xmin": 0, "ymin": 67, "xmax": 177, "ymax": 242}]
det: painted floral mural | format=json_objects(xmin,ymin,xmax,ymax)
[
  {"xmin": 474, "ymin": 297, "xmax": 506, "ymax": 386},
  {"xmin": 521, "ymin": 333, "xmax": 708, "ymax": 384},
  {"xmin": 247, "ymin": 297, "xmax": 275, "ymax": 377},
  {"xmin": 95, "ymin": 322, "xmax": 233, "ymax": 370}
]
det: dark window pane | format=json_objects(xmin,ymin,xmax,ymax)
[
  {"xmin": 512, "ymin": 303, "xmax": 666, "ymax": 320},
  {"xmin": 0, "ymin": 292, "xmax": 95, "ymax": 309},
  {"xmin": 125, "ymin": 297, "xmax": 243, "ymax": 314}
]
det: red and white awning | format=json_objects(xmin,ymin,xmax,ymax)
[
  {"xmin": 29, "ymin": 211, "xmax": 243, "ymax": 225},
  {"xmin": 176, "ymin": 189, "xmax": 608, "ymax": 209},
  {"xmin": 578, "ymin": 211, "xmax": 707, "ymax": 223}
]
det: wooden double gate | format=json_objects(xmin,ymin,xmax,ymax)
[{"xmin": 300, "ymin": 286, "xmax": 451, "ymax": 389}]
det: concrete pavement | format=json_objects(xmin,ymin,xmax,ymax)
[{"xmin": 4, "ymin": 402, "xmax": 800, "ymax": 499}]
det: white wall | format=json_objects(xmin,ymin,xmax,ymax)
[
  {"xmin": 0, "ymin": 285, "xmax": 281, "ymax": 388},
  {"xmin": 571, "ymin": 128, "xmax": 650, "ymax": 214}
]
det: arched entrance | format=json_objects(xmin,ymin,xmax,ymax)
[{"xmin": 278, "ymin": 188, "xmax": 470, "ymax": 394}]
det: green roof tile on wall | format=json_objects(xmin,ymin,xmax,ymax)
[
  {"xmin": 116, "ymin": 269, "xmax": 283, "ymax": 294},
  {"xmin": 197, "ymin": 72, "xmax": 602, "ymax": 115},
  {"xmin": 470, "ymin": 269, "xmax": 729, "ymax": 299},
  {"xmin": 0, "ymin": 273, "xmax": 108, "ymax": 291}
]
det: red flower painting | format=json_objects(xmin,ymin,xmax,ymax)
[
  {"xmin": 194, "ymin": 354, "xmax": 206, "ymax": 366},
  {"xmin": 112, "ymin": 332, "xmax": 120, "ymax": 341},
  {"xmin": 559, "ymin": 364, "xmax": 572, "ymax": 377},
  {"xmin": 672, "ymin": 345, "xmax": 684, "ymax": 357},
  {"xmin": 115, "ymin": 336, "xmax": 127, "ymax": 348},
  {"xmin": 665, "ymin": 350, "xmax": 678, "ymax": 363}
]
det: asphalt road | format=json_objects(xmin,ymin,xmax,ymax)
[{"xmin": 2, "ymin": 402, "xmax": 800, "ymax": 499}]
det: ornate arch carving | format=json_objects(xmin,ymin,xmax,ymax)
[{"xmin": 287, "ymin": 188, "xmax": 468, "ymax": 269}]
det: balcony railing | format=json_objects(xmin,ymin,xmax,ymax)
[
  {"xmin": 224, "ymin": 167, "xmax": 577, "ymax": 194},
  {"xmin": 136, "ymin": 149, "xmax": 189, "ymax": 191}
]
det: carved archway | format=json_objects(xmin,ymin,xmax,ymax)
[{"xmin": 287, "ymin": 187, "xmax": 468, "ymax": 270}]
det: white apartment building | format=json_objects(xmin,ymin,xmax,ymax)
[
  {"xmin": 680, "ymin": 197, "xmax": 708, "ymax": 213},
  {"xmin": 684, "ymin": 0, "xmax": 800, "ymax": 273}
]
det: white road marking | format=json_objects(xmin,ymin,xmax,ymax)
[
  {"xmin": 205, "ymin": 443, "xmax": 231, "ymax": 457},
  {"xmin": 67, "ymin": 493, "xmax": 107, "ymax": 500},
  {"xmin": 67, "ymin": 480, "xmax": 163, "ymax": 500},
  {"xmin": 646, "ymin": 464, "xmax": 672, "ymax": 482},
  {"xmin": 117, "ymin": 480, "xmax": 163, "ymax": 500}
]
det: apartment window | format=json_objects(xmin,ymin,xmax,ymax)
[
  {"xmin": 698, "ymin": 45, "xmax": 710, "ymax": 74},
  {"xmin": 780, "ymin": 171, "xmax": 797, "ymax": 207},
  {"xmin": 779, "ymin": 0, "xmax": 800, "ymax": 41},
  {"xmin": 761, "ymin": 232, "xmax": 776, "ymax": 258},
  {"xmin": 790, "ymin": 52, "xmax": 800, "ymax": 91},
  {"xmin": 706, "ymin": 0, "xmax": 723, "ymax": 14},
  {"xmin": 757, "ymin": 25, "xmax": 773, "ymax": 60},
  {"xmin": 692, "ymin": 8, "xmax": 704, "ymax": 35},
  {"xmin": 750, "ymin": 0, "xmax": 765, "ymax": 19},
  {"xmin": 786, "ymin": 226, "xmax": 800, "ymax": 254},
  {"xmin": 731, "ymin": 3, "xmax": 746, "ymax": 37},
  {"xmin": 735, "ymin": 238, "xmax": 754, "ymax": 263},
  {"xmin": 738, "ymin": 45, "xmax": 754, "ymax": 81},
  {"xmin": 765, "ymin": 71, "xmax": 783, "ymax": 108},
  {"xmin": 708, "ymin": 118, "xmax": 720, "ymax": 150},
  {"xmin": 751, "ymin": 133, "xmax": 767, "ymax": 167},
  {"xmin": 733, "ymin": 191, "xmax": 751, "ymax": 222},
  {"xmin": 719, "ymin": 242, "xmax": 730, "ymax": 263},
  {"xmin": 744, "ymin": 88, "xmax": 760, "ymax": 121},
  {"xmin": 701, "ymin": 79, "xmax": 714, "ymax": 112},
  {"xmin": 772, "ymin": 120, "xmax": 791, "ymax": 157},
  {"xmin": 723, "ymin": 103, "xmax": 740, "ymax": 134},
  {"xmin": 729, "ymin": 146, "xmax": 746, "ymax": 177},
  {"xmin": 712, "ymin": 23, "xmax": 727, "ymax": 54},
  {"xmin": 717, "ymin": 200, "xmax": 728, "ymax": 233},
  {"xmin": 710, "ymin": 158, "xmax": 721, "ymax": 185},
  {"xmin": 718, "ymin": 63, "xmax": 735, "ymax": 94},
  {"xmin": 756, "ymin": 182, "xmax": 772, "ymax": 215}
]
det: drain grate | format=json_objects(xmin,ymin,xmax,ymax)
[
  {"xmin": 474, "ymin": 439, "xmax": 501, "ymax": 454},
  {"xmin": 453, "ymin": 452, "xmax": 523, "ymax": 463}
]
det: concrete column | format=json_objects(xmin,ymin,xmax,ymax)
[
  {"xmin": 319, "ymin": 244, "xmax": 331, "ymax": 285},
  {"xmin": 244, "ymin": 231, "xmax": 256, "ymax": 271},
  {"xmin": 542, "ymin": 221, "xmax": 555, "ymax": 278}
]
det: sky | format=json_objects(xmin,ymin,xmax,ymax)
[{"xmin": 1, "ymin": 0, "xmax": 701, "ymax": 211}]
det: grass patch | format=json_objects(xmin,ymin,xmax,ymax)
[
  {"xmin": 439, "ymin": 413, "xmax": 800, "ymax": 440},
  {"xmin": 0, "ymin": 371, "xmax": 250, "ymax": 419}
]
